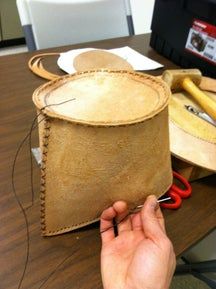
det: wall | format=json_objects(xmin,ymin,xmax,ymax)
[
  {"xmin": 130, "ymin": 0, "xmax": 155, "ymax": 34},
  {"xmin": 0, "ymin": 0, "xmax": 23, "ymax": 41}
]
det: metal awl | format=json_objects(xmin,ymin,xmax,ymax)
[{"xmin": 185, "ymin": 105, "xmax": 216, "ymax": 127}]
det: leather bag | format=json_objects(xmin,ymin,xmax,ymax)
[{"xmin": 32, "ymin": 70, "xmax": 172, "ymax": 236}]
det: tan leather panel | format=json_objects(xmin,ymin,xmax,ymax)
[{"xmin": 73, "ymin": 50, "xmax": 133, "ymax": 71}]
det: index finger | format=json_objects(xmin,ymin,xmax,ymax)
[{"xmin": 100, "ymin": 206, "xmax": 117, "ymax": 244}]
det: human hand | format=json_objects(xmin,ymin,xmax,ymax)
[{"xmin": 100, "ymin": 195, "xmax": 176, "ymax": 289}]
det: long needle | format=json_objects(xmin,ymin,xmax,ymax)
[{"xmin": 100, "ymin": 196, "xmax": 172, "ymax": 234}]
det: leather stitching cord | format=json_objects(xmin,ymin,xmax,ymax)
[
  {"xmin": 33, "ymin": 70, "xmax": 170, "ymax": 128},
  {"xmin": 40, "ymin": 116, "xmax": 51, "ymax": 234}
]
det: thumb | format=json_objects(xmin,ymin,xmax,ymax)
[{"xmin": 141, "ymin": 195, "xmax": 165, "ymax": 241}]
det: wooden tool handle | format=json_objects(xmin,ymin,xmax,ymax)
[
  {"xmin": 182, "ymin": 77, "xmax": 216, "ymax": 120},
  {"xmin": 199, "ymin": 76, "xmax": 216, "ymax": 93}
]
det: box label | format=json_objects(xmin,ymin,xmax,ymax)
[{"xmin": 185, "ymin": 19, "xmax": 216, "ymax": 65}]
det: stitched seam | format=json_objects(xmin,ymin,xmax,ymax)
[
  {"xmin": 33, "ymin": 70, "xmax": 170, "ymax": 127},
  {"xmin": 170, "ymin": 120, "xmax": 216, "ymax": 144},
  {"xmin": 40, "ymin": 116, "xmax": 51, "ymax": 235}
]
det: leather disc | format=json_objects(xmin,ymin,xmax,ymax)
[{"xmin": 73, "ymin": 49, "xmax": 133, "ymax": 71}]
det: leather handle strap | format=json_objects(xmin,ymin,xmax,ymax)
[{"xmin": 28, "ymin": 53, "xmax": 61, "ymax": 81}]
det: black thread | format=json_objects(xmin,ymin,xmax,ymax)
[
  {"xmin": 12, "ymin": 114, "xmax": 45, "ymax": 289},
  {"xmin": 29, "ymin": 114, "xmax": 35, "ymax": 207},
  {"xmin": 100, "ymin": 211, "xmax": 136, "ymax": 234},
  {"xmin": 100, "ymin": 197, "xmax": 171, "ymax": 234},
  {"xmin": 12, "ymin": 98, "xmax": 76, "ymax": 289}
]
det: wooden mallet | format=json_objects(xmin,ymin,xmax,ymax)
[{"xmin": 162, "ymin": 69, "xmax": 216, "ymax": 120}]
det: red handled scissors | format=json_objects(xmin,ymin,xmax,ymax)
[{"xmin": 160, "ymin": 171, "xmax": 192, "ymax": 209}]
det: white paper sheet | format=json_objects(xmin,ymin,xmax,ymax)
[{"xmin": 57, "ymin": 46, "xmax": 163, "ymax": 74}]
